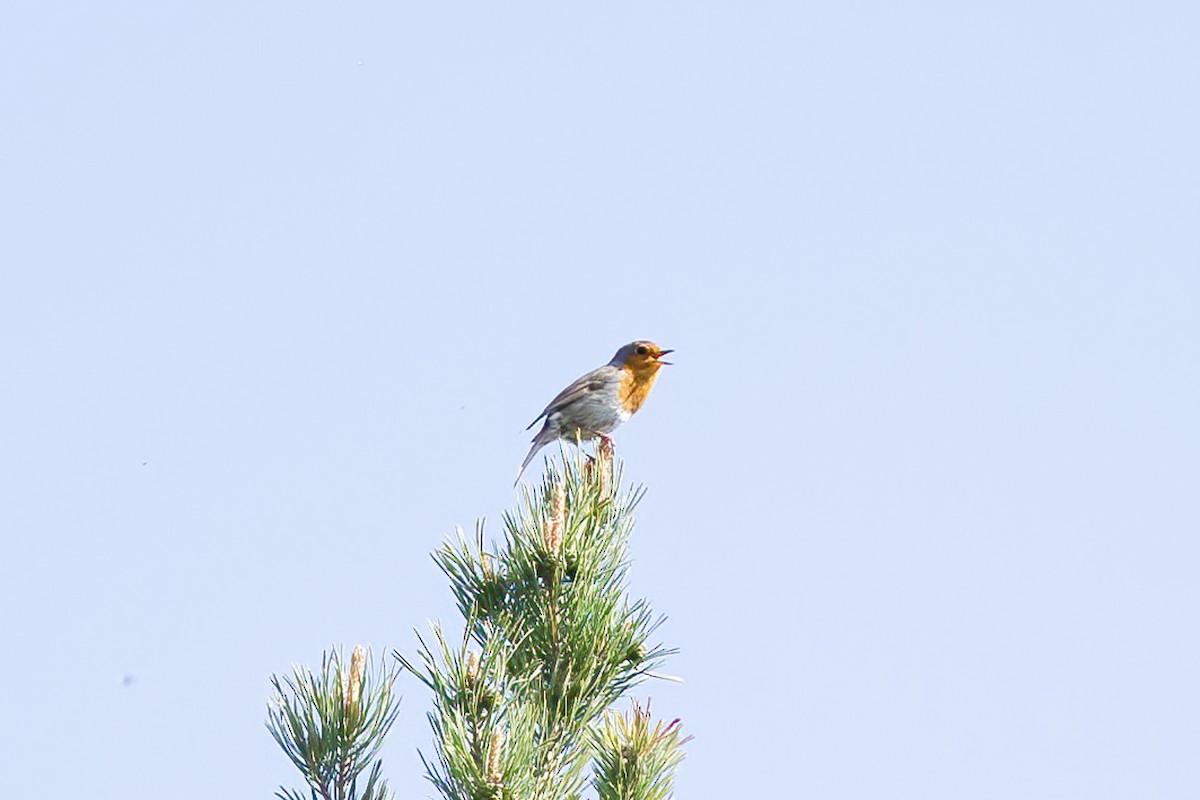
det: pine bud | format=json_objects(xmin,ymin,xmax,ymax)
[
  {"xmin": 543, "ymin": 481, "xmax": 565, "ymax": 556},
  {"xmin": 596, "ymin": 439, "xmax": 613, "ymax": 494},
  {"xmin": 486, "ymin": 728, "xmax": 505, "ymax": 785},
  {"xmin": 345, "ymin": 645, "xmax": 366, "ymax": 715},
  {"xmin": 466, "ymin": 650, "xmax": 481, "ymax": 684}
]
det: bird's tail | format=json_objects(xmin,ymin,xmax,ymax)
[{"xmin": 514, "ymin": 424, "xmax": 554, "ymax": 486}]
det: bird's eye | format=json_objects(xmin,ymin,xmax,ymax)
[{"xmin": 635, "ymin": 345, "xmax": 649, "ymax": 356}]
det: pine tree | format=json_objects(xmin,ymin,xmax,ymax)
[{"xmin": 267, "ymin": 447, "xmax": 688, "ymax": 800}]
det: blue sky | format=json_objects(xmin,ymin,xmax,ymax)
[{"xmin": 2, "ymin": 2, "xmax": 1198, "ymax": 797}]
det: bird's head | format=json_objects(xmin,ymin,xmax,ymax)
[{"xmin": 612, "ymin": 341, "xmax": 673, "ymax": 374}]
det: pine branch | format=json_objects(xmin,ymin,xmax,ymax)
[
  {"xmin": 399, "ymin": 448, "xmax": 687, "ymax": 800},
  {"xmin": 592, "ymin": 700, "xmax": 691, "ymax": 800},
  {"xmin": 267, "ymin": 645, "xmax": 401, "ymax": 800}
]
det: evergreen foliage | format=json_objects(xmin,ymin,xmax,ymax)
[
  {"xmin": 399, "ymin": 449, "xmax": 687, "ymax": 800},
  {"xmin": 267, "ymin": 646, "xmax": 400, "ymax": 800},
  {"xmin": 592, "ymin": 701, "xmax": 690, "ymax": 800},
  {"xmin": 268, "ymin": 447, "xmax": 688, "ymax": 800}
]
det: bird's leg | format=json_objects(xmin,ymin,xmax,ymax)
[
  {"xmin": 565, "ymin": 433, "xmax": 595, "ymax": 463},
  {"xmin": 579, "ymin": 445, "xmax": 597, "ymax": 483}
]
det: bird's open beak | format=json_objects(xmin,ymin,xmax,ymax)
[{"xmin": 656, "ymin": 349, "xmax": 674, "ymax": 365}]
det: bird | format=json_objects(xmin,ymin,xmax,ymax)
[{"xmin": 516, "ymin": 340, "xmax": 673, "ymax": 485}]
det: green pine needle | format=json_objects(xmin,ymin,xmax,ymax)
[{"xmin": 400, "ymin": 449, "xmax": 688, "ymax": 800}]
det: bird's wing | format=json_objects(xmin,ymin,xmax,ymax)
[{"xmin": 526, "ymin": 365, "xmax": 621, "ymax": 430}]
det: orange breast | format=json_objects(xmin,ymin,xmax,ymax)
[{"xmin": 619, "ymin": 364, "xmax": 662, "ymax": 415}]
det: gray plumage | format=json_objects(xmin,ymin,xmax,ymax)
[
  {"xmin": 516, "ymin": 364, "xmax": 628, "ymax": 484},
  {"xmin": 515, "ymin": 340, "xmax": 672, "ymax": 486}
]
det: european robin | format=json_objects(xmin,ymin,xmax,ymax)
[{"xmin": 516, "ymin": 341, "xmax": 673, "ymax": 484}]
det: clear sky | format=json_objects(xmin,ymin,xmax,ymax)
[{"xmin": 3, "ymin": 2, "xmax": 1198, "ymax": 798}]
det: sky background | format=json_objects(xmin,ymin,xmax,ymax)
[{"xmin": 3, "ymin": 2, "xmax": 1198, "ymax": 797}]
